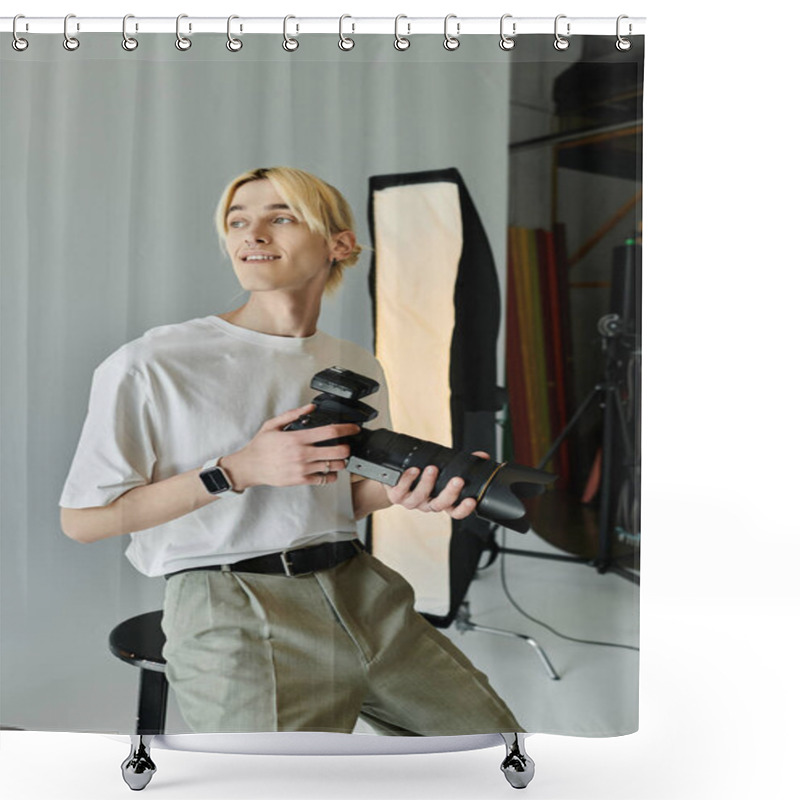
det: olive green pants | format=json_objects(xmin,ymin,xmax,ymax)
[{"xmin": 161, "ymin": 550, "xmax": 522, "ymax": 735}]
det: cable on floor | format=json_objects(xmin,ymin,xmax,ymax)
[{"xmin": 496, "ymin": 527, "xmax": 640, "ymax": 653}]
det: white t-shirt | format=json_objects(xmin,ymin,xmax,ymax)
[{"xmin": 60, "ymin": 315, "xmax": 392, "ymax": 577}]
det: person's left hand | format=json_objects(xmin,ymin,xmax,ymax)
[{"xmin": 384, "ymin": 451, "xmax": 490, "ymax": 521}]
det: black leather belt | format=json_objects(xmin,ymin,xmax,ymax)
[{"xmin": 165, "ymin": 539, "xmax": 364, "ymax": 580}]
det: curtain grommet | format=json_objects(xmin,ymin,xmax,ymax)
[
  {"xmin": 394, "ymin": 15, "xmax": 410, "ymax": 51},
  {"xmin": 12, "ymin": 15, "xmax": 29, "ymax": 51},
  {"xmin": 175, "ymin": 14, "xmax": 192, "ymax": 51},
  {"xmin": 338, "ymin": 15, "xmax": 355, "ymax": 51},
  {"xmin": 226, "ymin": 15, "xmax": 243, "ymax": 51},
  {"xmin": 443, "ymin": 14, "xmax": 460, "ymax": 51},
  {"xmin": 121, "ymin": 15, "xmax": 138, "ymax": 51},
  {"xmin": 283, "ymin": 15, "xmax": 299, "ymax": 52},
  {"xmin": 616, "ymin": 15, "xmax": 632, "ymax": 51},
  {"xmin": 63, "ymin": 14, "xmax": 80, "ymax": 51},
  {"xmin": 554, "ymin": 15, "xmax": 570, "ymax": 51},
  {"xmin": 499, "ymin": 14, "xmax": 516, "ymax": 51}
]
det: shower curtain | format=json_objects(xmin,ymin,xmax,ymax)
[{"xmin": 0, "ymin": 22, "xmax": 642, "ymax": 750}]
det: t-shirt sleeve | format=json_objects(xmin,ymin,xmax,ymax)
[{"xmin": 59, "ymin": 358, "xmax": 157, "ymax": 509}]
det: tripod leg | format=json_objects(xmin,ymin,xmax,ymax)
[
  {"xmin": 524, "ymin": 638, "xmax": 560, "ymax": 681},
  {"xmin": 456, "ymin": 606, "xmax": 560, "ymax": 680},
  {"xmin": 467, "ymin": 621, "xmax": 560, "ymax": 680},
  {"xmin": 500, "ymin": 733, "xmax": 535, "ymax": 789},
  {"xmin": 537, "ymin": 385, "xmax": 601, "ymax": 470}
]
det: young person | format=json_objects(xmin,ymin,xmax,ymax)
[{"xmin": 60, "ymin": 167, "xmax": 522, "ymax": 735}]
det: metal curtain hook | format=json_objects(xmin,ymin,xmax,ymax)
[
  {"xmin": 227, "ymin": 15, "xmax": 243, "ymax": 51},
  {"xmin": 394, "ymin": 15, "xmax": 410, "ymax": 51},
  {"xmin": 175, "ymin": 14, "xmax": 192, "ymax": 50},
  {"xmin": 339, "ymin": 14, "xmax": 355, "ymax": 50},
  {"xmin": 443, "ymin": 14, "xmax": 460, "ymax": 51},
  {"xmin": 63, "ymin": 13, "xmax": 80, "ymax": 51},
  {"xmin": 616, "ymin": 15, "xmax": 632, "ymax": 51},
  {"xmin": 283, "ymin": 16, "xmax": 299, "ymax": 51},
  {"xmin": 499, "ymin": 14, "xmax": 516, "ymax": 51},
  {"xmin": 122, "ymin": 14, "xmax": 138, "ymax": 51},
  {"xmin": 554, "ymin": 14, "xmax": 570, "ymax": 50},
  {"xmin": 12, "ymin": 14, "xmax": 29, "ymax": 51}
]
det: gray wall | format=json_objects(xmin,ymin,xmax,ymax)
[{"xmin": 0, "ymin": 34, "xmax": 510, "ymax": 732}]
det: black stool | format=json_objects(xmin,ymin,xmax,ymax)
[{"xmin": 109, "ymin": 611, "xmax": 168, "ymax": 790}]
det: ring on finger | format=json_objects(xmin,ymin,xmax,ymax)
[
  {"xmin": 318, "ymin": 474, "xmax": 326, "ymax": 486},
  {"xmin": 324, "ymin": 460, "xmax": 331, "ymax": 474}
]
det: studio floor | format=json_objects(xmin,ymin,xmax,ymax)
[{"xmin": 439, "ymin": 528, "xmax": 639, "ymax": 737}]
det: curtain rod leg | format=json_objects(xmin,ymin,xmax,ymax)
[
  {"xmin": 500, "ymin": 732, "xmax": 535, "ymax": 789},
  {"xmin": 121, "ymin": 734, "xmax": 157, "ymax": 791}
]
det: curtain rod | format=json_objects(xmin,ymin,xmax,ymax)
[{"xmin": 1, "ymin": 16, "xmax": 646, "ymax": 37}]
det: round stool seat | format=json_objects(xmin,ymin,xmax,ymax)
[{"xmin": 109, "ymin": 610, "xmax": 166, "ymax": 673}]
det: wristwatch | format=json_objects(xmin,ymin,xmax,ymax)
[{"xmin": 199, "ymin": 457, "xmax": 242, "ymax": 496}]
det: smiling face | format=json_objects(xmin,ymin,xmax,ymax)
[{"xmin": 224, "ymin": 179, "xmax": 335, "ymax": 297}]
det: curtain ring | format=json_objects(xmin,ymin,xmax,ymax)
[
  {"xmin": 122, "ymin": 14, "xmax": 139, "ymax": 51},
  {"xmin": 338, "ymin": 14, "xmax": 355, "ymax": 51},
  {"xmin": 12, "ymin": 15, "xmax": 29, "ymax": 52},
  {"xmin": 63, "ymin": 13, "xmax": 80, "ymax": 51},
  {"xmin": 394, "ymin": 15, "xmax": 410, "ymax": 51},
  {"xmin": 443, "ymin": 14, "xmax": 460, "ymax": 51},
  {"xmin": 616, "ymin": 15, "xmax": 632, "ymax": 51},
  {"xmin": 226, "ymin": 15, "xmax": 243, "ymax": 51},
  {"xmin": 283, "ymin": 15, "xmax": 299, "ymax": 51},
  {"xmin": 175, "ymin": 14, "xmax": 192, "ymax": 50},
  {"xmin": 554, "ymin": 14, "xmax": 570, "ymax": 51},
  {"xmin": 499, "ymin": 14, "xmax": 515, "ymax": 51}
]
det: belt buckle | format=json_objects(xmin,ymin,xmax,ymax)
[{"xmin": 280, "ymin": 549, "xmax": 311, "ymax": 578}]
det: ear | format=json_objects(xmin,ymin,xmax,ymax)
[{"xmin": 328, "ymin": 230, "xmax": 356, "ymax": 263}]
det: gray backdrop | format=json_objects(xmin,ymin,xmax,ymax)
[{"xmin": 0, "ymin": 34, "xmax": 511, "ymax": 732}]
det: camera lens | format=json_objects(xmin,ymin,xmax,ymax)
[{"xmin": 350, "ymin": 428, "xmax": 554, "ymax": 532}]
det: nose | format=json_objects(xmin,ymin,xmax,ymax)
[{"xmin": 245, "ymin": 219, "xmax": 271, "ymax": 245}]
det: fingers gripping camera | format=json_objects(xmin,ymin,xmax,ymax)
[{"xmin": 284, "ymin": 367, "xmax": 556, "ymax": 533}]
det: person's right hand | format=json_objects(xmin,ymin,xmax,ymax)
[{"xmin": 219, "ymin": 404, "xmax": 359, "ymax": 491}]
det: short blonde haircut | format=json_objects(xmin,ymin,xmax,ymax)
[{"xmin": 215, "ymin": 167, "xmax": 362, "ymax": 292}]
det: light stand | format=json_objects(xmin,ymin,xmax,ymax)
[{"xmin": 495, "ymin": 242, "xmax": 641, "ymax": 584}]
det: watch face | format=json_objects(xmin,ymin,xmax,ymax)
[{"xmin": 200, "ymin": 466, "xmax": 232, "ymax": 494}]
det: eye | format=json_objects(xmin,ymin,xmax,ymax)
[
  {"xmin": 273, "ymin": 216, "xmax": 294, "ymax": 225},
  {"xmin": 228, "ymin": 219, "xmax": 247, "ymax": 229}
]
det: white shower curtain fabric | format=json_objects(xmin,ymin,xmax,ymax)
[{"xmin": 0, "ymin": 32, "xmax": 641, "ymax": 738}]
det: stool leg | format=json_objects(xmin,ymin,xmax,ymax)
[
  {"xmin": 121, "ymin": 735, "xmax": 156, "ymax": 791},
  {"xmin": 137, "ymin": 668, "xmax": 168, "ymax": 735},
  {"xmin": 500, "ymin": 733, "xmax": 535, "ymax": 789}
]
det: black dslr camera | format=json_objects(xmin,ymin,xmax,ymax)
[{"xmin": 284, "ymin": 367, "xmax": 555, "ymax": 533}]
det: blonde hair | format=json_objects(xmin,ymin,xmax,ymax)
[{"xmin": 215, "ymin": 167, "xmax": 362, "ymax": 292}]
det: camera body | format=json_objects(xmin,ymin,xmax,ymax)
[
  {"xmin": 286, "ymin": 366, "xmax": 379, "ymax": 431},
  {"xmin": 285, "ymin": 366, "xmax": 555, "ymax": 533}
]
